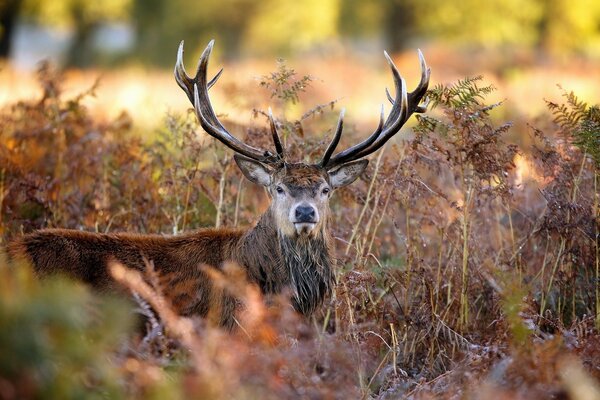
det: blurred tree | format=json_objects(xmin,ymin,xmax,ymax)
[
  {"xmin": 407, "ymin": 0, "xmax": 543, "ymax": 48},
  {"xmin": 0, "ymin": 0, "xmax": 22, "ymax": 58},
  {"xmin": 383, "ymin": 0, "xmax": 600, "ymax": 56},
  {"xmin": 132, "ymin": 0, "xmax": 258, "ymax": 66},
  {"xmin": 5, "ymin": 0, "xmax": 600, "ymax": 67},
  {"xmin": 242, "ymin": 0, "xmax": 340, "ymax": 55},
  {"xmin": 132, "ymin": 0, "xmax": 341, "ymax": 63},
  {"xmin": 538, "ymin": 0, "xmax": 600, "ymax": 56},
  {"xmin": 338, "ymin": 0, "xmax": 383, "ymax": 41},
  {"xmin": 338, "ymin": 0, "xmax": 419, "ymax": 51},
  {"xmin": 380, "ymin": 0, "xmax": 417, "ymax": 51},
  {"xmin": 22, "ymin": 0, "xmax": 132, "ymax": 67}
]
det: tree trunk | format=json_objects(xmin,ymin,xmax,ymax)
[
  {"xmin": 382, "ymin": 1, "xmax": 415, "ymax": 52},
  {"xmin": 0, "ymin": 0, "xmax": 22, "ymax": 59},
  {"xmin": 65, "ymin": 4, "xmax": 96, "ymax": 68}
]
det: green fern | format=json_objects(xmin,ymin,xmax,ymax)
[
  {"xmin": 547, "ymin": 89, "xmax": 600, "ymax": 168},
  {"xmin": 546, "ymin": 90, "xmax": 587, "ymax": 130},
  {"xmin": 413, "ymin": 114, "xmax": 441, "ymax": 136},
  {"xmin": 415, "ymin": 76, "xmax": 500, "ymax": 138},
  {"xmin": 574, "ymin": 105, "xmax": 600, "ymax": 168},
  {"xmin": 428, "ymin": 76, "xmax": 495, "ymax": 110}
]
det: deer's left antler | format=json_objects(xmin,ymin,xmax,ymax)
[{"xmin": 319, "ymin": 50, "xmax": 430, "ymax": 169}]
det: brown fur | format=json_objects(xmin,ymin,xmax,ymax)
[
  {"xmin": 277, "ymin": 164, "xmax": 329, "ymax": 189},
  {"xmin": 7, "ymin": 204, "xmax": 334, "ymax": 328}
]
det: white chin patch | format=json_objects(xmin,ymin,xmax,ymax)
[{"xmin": 294, "ymin": 223, "xmax": 316, "ymax": 235}]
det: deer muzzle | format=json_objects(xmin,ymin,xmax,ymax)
[{"xmin": 291, "ymin": 202, "xmax": 319, "ymax": 234}]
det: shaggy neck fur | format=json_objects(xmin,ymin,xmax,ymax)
[
  {"xmin": 278, "ymin": 230, "xmax": 333, "ymax": 315},
  {"xmin": 237, "ymin": 209, "xmax": 334, "ymax": 315}
]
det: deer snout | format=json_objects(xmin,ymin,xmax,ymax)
[
  {"xmin": 289, "ymin": 202, "xmax": 320, "ymax": 235},
  {"xmin": 291, "ymin": 203, "xmax": 319, "ymax": 235},
  {"xmin": 294, "ymin": 204, "xmax": 317, "ymax": 223}
]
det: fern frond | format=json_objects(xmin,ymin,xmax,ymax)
[
  {"xmin": 546, "ymin": 88, "xmax": 589, "ymax": 131},
  {"xmin": 574, "ymin": 105, "xmax": 600, "ymax": 168},
  {"xmin": 427, "ymin": 76, "xmax": 495, "ymax": 110},
  {"xmin": 548, "ymin": 87, "xmax": 600, "ymax": 168}
]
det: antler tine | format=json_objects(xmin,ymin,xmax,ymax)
[
  {"xmin": 268, "ymin": 108, "xmax": 285, "ymax": 159},
  {"xmin": 324, "ymin": 50, "xmax": 430, "ymax": 168},
  {"xmin": 193, "ymin": 41, "xmax": 233, "ymax": 134},
  {"xmin": 387, "ymin": 51, "xmax": 430, "ymax": 113},
  {"xmin": 411, "ymin": 49, "xmax": 431, "ymax": 113},
  {"xmin": 387, "ymin": 85, "xmax": 429, "ymax": 112},
  {"xmin": 385, "ymin": 88, "xmax": 394, "ymax": 104},
  {"xmin": 193, "ymin": 81, "xmax": 271, "ymax": 162},
  {"xmin": 176, "ymin": 40, "xmax": 228, "ymax": 136},
  {"xmin": 348, "ymin": 66, "xmax": 408, "ymax": 161},
  {"xmin": 176, "ymin": 40, "xmax": 279, "ymax": 163},
  {"xmin": 323, "ymin": 51, "xmax": 407, "ymax": 167},
  {"xmin": 175, "ymin": 41, "xmax": 223, "ymax": 106},
  {"xmin": 319, "ymin": 109, "xmax": 346, "ymax": 167}
]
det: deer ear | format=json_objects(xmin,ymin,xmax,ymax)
[
  {"xmin": 328, "ymin": 159, "xmax": 369, "ymax": 189},
  {"xmin": 234, "ymin": 154, "xmax": 272, "ymax": 186}
]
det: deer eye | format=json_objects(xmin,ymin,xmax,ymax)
[
  {"xmin": 276, "ymin": 186, "xmax": 285, "ymax": 194},
  {"xmin": 322, "ymin": 187, "xmax": 330, "ymax": 195}
]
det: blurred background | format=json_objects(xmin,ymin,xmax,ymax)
[{"xmin": 1, "ymin": 0, "xmax": 600, "ymax": 131}]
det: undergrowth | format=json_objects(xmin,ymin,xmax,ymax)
[{"xmin": 0, "ymin": 63, "xmax": 599, "ymax": 399}]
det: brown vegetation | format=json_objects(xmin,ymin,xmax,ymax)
[{"xmin": 0, "ymin": 55, "xmax": 599, "ymax": 399}]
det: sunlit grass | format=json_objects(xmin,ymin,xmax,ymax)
[{"xmin": 2, "ymin": 47, "xmax": 599, "ymax": 136}]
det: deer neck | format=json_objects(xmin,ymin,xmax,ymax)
[{"xmin": 237, "ymin": 208, "xmax": 334, "ymax": 315}]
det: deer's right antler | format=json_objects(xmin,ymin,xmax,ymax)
[{"xmin": 175, "ymin": 40, "xmax": 284, "ymax": 164}]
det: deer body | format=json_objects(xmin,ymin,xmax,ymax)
[
  {"xmin": 9, "ymin": 207, "xmax": 333, "ymax": 327},
  {"xmin": 9, "ymin": 165, "xmax": 336, "ymax": 327},
  {"xmin": 8, "ymin": 40, "xmax": 430, "ymax": 327}
]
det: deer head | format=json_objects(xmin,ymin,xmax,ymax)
[{"xmin": 174, "ymin": 40, "xmax": 430, "ymax": 238}]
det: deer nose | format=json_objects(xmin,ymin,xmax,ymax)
[{"xmin": 295, "ymin": 205, "xmax": 316, "ymax": 223}]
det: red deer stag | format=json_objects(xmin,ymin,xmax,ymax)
[{"xmin": 8, "ymin": 40, "xmax": 430, "ymax": 328}]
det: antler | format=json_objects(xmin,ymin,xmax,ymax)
[
  {"xmin": 175, "ymin": 40, "xmax": 284, "ymax": 163},
  {"xmin": 320, "ymin": 50, "xmax": 430, "ymax": 169}
]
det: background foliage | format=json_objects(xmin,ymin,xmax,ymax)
[{"xmin": 2, "ymin": 0, "xmax": 600, "ymax": 66}]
